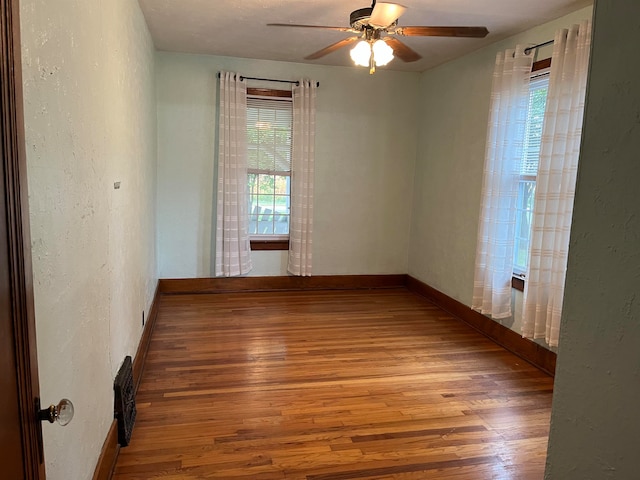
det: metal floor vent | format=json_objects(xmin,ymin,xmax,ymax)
[{"xmin": 114, "ymin": 355, "xmax": 136, "ymax": 446}]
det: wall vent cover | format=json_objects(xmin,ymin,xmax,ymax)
[{"xmin": 114, "ymin": 355, "xmax": 136, "ymax": 446}]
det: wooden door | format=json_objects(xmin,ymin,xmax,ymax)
[{"xmin": 0, "ymin": 0, "xmax": 45, "ymax": 478}]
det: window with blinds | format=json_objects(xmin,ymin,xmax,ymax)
[
  {"xmin": 513, "ymin": 71, "xmax": 549, "ymax": 275},
  {"xmin": 246, "ymin": 94, "xmax": 293, "ymax": 239}
]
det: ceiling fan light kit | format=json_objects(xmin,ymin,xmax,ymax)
[
  {"xmin": 268, "ymin": 1, "xmax": 489, "ymax": 74},
  {"xmin": 349, "ymin": 39, "xmax": 393, "ymax": 74}
]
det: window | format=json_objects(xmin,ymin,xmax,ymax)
[
  {"xmin": 246, "ymin": 90, "xmax": 293, "ymax": 248},
  {"xmin": 513, "ymin": 66, "xmax": 549, "ymax": 277}
]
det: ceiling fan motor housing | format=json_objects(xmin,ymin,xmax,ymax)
[{"xmin": 350, "ymin": 7, "xmax": 373, "ymax": 30}]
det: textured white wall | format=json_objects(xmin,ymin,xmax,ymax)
[
  {"xmin": 156, "ymin": 53, "xmax": 418, "ymax": 278},
  {"xmin": 20, "ymin": 0, "xmax": 157, "ymax": 478},
  {"xmin": 546, "ymin": 1, "xmax": 640, "ymax": 477},
  {"xmin": 408, "ymin": 6, "xmax": 593, "ymax": 345}
]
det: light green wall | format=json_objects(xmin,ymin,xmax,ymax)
[
  {"xmin": 408, "ymin": 5, "xmax": 593, "ymax": 345},
  {"xmin": 20, "ymin": 0, "xmax": 157, "ymax": 478},
  {"xmin": 546, "ymin": 1, "xmax": 640, "ymax": 477},
  {"xmin": 156, "ymin": 53, "xmax": 419, "ymax": 277}
]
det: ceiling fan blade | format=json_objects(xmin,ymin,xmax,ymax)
[
  {"xmin": 305, "ymin": 36, "xmax": 360, "ymax": 60},
  {"xmin": 383, "ymin": 37, "xmax": 421, "ymax": 62},
  {"xmin": 397, "ymin": 26, "xmax": 489, "ymax": 38},
  {"xmin": 267, "ymin": 23, "xmax": 355, "ymax": 32},
  {"xmin": 369, "ymin": 2, "xmax": 407, "ymax": 28}
]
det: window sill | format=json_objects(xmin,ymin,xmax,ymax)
[
  {"xmin": 250, "ymin": 239, "xmax": 289, "ymax": 251},
  {"xmin": 512, "ymin": 275, "xmax": 525, "ymax": 292}
]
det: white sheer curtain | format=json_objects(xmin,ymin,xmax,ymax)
[
  {"xmin": 472, "ymin": 46, "xmax": 533, "ymax": 319},
  {"xmin": 215, "ymin": 71, "xmax": 252, "ymax": 277},
  {"xmin": 522, "ymin": 21, "xmax": 592, "ymax": 347},
  {"xmin": 287, "ymin": 79, "xmax": 317, "ymax": 276}
]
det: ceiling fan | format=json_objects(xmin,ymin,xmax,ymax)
[{"xmin": 268, "ymin": 1, "xmax": 489, "ymax": 74}]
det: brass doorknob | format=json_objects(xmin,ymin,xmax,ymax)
[{"xmin": 38, "ymin": 398, "xmax": 74, "ymax": 426}]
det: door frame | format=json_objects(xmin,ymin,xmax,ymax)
[{"xmin": 1, "ymin": 0, "xmax": 45, "ymax": 478}]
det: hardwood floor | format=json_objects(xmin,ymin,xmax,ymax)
[{"xmin": 113, "ymin": 288, "xmax": 554, "ymax": 479}]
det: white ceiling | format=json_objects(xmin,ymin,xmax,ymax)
[{"xmin": 138, "ymin": 0, "xmax": 591, "ymax": 72}]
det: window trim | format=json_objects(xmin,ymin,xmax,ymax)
[
  {"xmin": 512, "ymin": 57, "xmax": 551, "ymax": 290},
  {"xmin": 247, "ymin": 88, "xmax": 291, "ymax": 98},
  {"xmin": 250, "ymin": 239, "xmax": 290, "ymax": 251},
  {"xmin": 247, "ymin": 87, "xmax": 293, "ymax": 251},
  {"xmin": 512, "ymin": 275, "xmax": 525, "ymax": 292}
]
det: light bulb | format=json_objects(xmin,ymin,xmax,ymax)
[
  {"xmin": 350, "ymin": 40, "xmax": 372, "ymax": 67},
  {"xmin": 372, "ymin": 39, "xmax": 394, "ymax": 66}
]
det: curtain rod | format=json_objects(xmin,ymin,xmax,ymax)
[
  {"xmin": 525, "ymin": 39, "xmax": 554, "ymax": 54},
  {"xmin": 217, "ymin": 73, "xmax": 319, "ymax": 87}
]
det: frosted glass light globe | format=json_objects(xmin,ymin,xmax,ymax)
[
  {"xmin": 350, "ymin": 40, "xmax": 372, "ymax": 67},
  {"xmin": 372, "ymin": 39, "xmax": 394, "ymax": 66}
]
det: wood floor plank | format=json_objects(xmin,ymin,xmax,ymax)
[{"xmin": 113, "ymin": 288, "xmax": 553, "ymax": 479}]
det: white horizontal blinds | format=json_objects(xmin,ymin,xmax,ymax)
[
  {"xmin": 247, "ymin": 95, "xmax": 293, "ymax": 237},
  {"xmin": 521, "ymin": 73, "xmax": 549, "ymax": 177},
  {"xmin": 513, "ymin": 72, "xmax": 550, "ymax": 274},
  {"xmin": 246, "ymin": 96, "xmax": 293, "ymax": 174}
]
